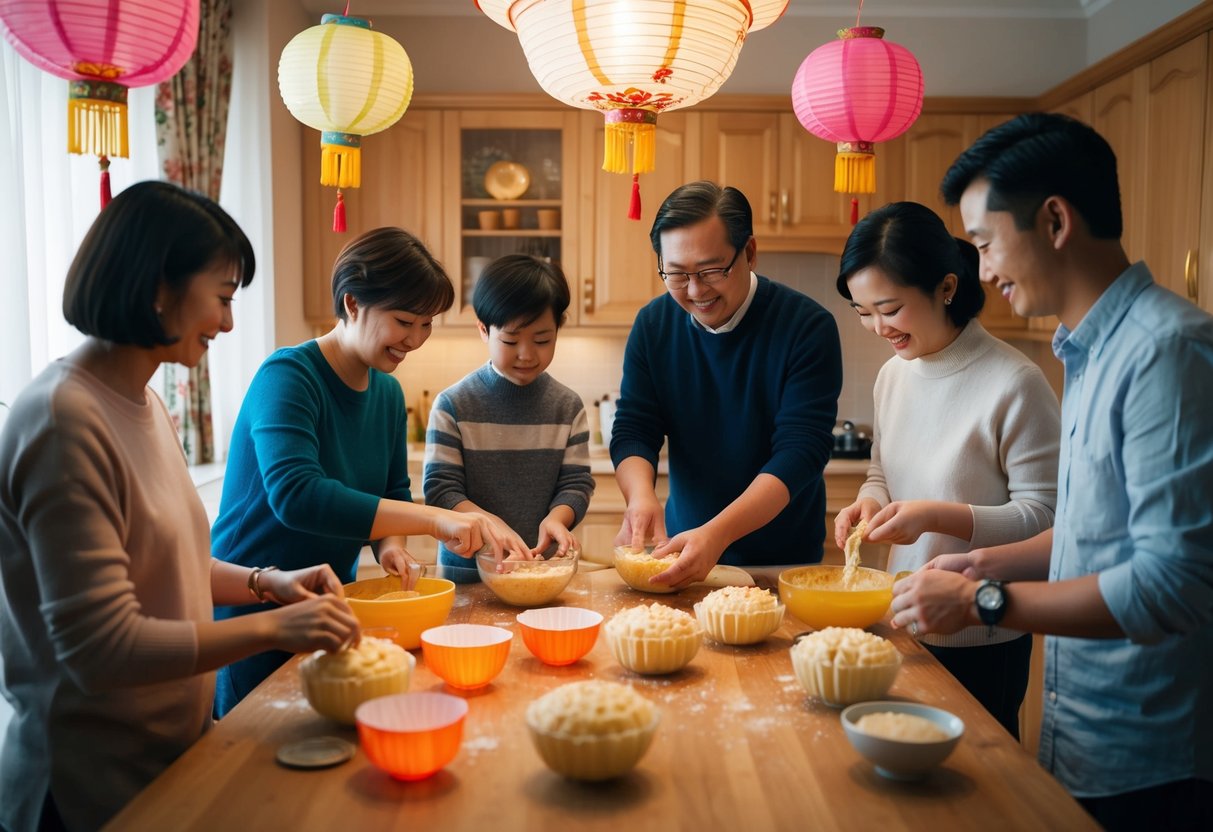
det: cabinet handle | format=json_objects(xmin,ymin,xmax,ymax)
[
  {"xmin": 781, "ymin": 189, "xmax": 790, "ymax": 224},
  {"xmin": 768, "ymin": 192, "xmax": 777, "ymax": 225},
  {"xmin": 583, "ymin": 274, "xmax": 595, "ymax": 315},
  {"xmin": 1185, "ymin": 249, "xmax": 1198, "ymax": 302}
]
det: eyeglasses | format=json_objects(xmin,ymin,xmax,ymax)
[{"xmin": 658, "ymin": 247, "xmax": 742, "ymax": 290}]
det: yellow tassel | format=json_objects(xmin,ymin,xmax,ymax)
[
  {"xmin": 67, "ymin": 98, "xmax": 129, "ymax": 159},
  {"xmin": 321, "ymin": 144, "xmax": 361, "ymax": 189},
  {"xmin": 834, "ymin": 152, "xmax": 876, "ymax": 194},
  {"xmin": 603, "ymin": 120, "xmax": 656, "ymax": 176}
]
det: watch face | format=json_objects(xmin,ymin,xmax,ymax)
[{"xmin": 976, "ymin": 582, "xmax": 1003, "ymax": 610}]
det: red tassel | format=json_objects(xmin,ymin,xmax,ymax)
[
  {"xmin": 627, "ymin": 174, "xmax": 641, "ymax": 221},
  {"xmin": 333, "ymin": 190, "xmax": 347, "ymax": 233},
  {"xmin": 850, "ymin": 197, "xmax": 859, "ymax": 226},
  {"xmin": 99, "ymin": 156, "xmax": 112, "ymax": 209}
]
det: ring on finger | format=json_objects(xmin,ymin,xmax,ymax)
[{"xmin": 909, "ymin": 619, "xmax": 919, "ymax": 637}]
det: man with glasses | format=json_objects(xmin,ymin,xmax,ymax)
[{"xmin": 609, "ymin": 180, "xmax": 843, "ymax": 587}]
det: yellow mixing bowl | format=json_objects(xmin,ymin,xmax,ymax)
[
  {"xmin": 777, "ymin": 565, "xmax": 893, "ymax": 630},
  {"xmin": 344, "ymin": 576, "xmax": 456, "ymax": 649}
]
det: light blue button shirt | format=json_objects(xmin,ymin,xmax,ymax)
[{"xmin": 1040, "ymin": 262, "xmax": 1213, "ymax": 797}]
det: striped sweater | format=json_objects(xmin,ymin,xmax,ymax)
[{"xmin": 424, "ymin": 363, "xmax": 594, "ymax": 569}]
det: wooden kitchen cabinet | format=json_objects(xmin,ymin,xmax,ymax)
[
  {"xmin": 1141, "ymin": 34, "xmax": 1207, "ymax": 306},
  {"xmin": 699, "ymin": 111, "xmax": 872, "ymax": 252},
  {"xmin": 301, "ymin": 109, "xmax": 444, "ymax": 333},
  {"xmin": 895, "ymin": 112, "xmax": 1025, "ymax": 335},
  {"xmin": 574, "ymin": 111, "xmax": 701, "ymax": 326},
  {"xmin": 440, "ymin": 109, "xmax": 581, "ymax": 325}
]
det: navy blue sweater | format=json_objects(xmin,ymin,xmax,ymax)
[{"xmin": 610, "ymin": 276, "xmax": 841, "ymax": 564}]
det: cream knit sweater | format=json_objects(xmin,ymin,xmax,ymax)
[
  {"xmin": 858, "ymin": 321, "xmax": 1060, "ymax": 648},
  {"xmin": 0, "ymin": 362, "xmax": 212, "ymax": 832}
]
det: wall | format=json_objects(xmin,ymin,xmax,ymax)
[
  {"xmin": 1088, "ymin": 0, "xmax": 1205, "ymax": 64},
  {"xmin": 392, "ymin": 253, "xmax": 888, "ymax": 433}
]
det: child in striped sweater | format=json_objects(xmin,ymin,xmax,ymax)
[{"xmin": 424, "ymin": 255, "xmax": 595, "ymax": 577}]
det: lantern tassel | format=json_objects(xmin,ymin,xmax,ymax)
[
  {"xmin": 320, "ymin": 142, "xmax": 361, "ymax": 189},
  {"xmin": 835, "ymin": 151, "xmax": 876, "ymax": 195},
  {"xmin": 99, "ymin": 156, "xmax": 112, "ymax": 210},
  {"xmin": 850, "ymin": 198, "xmax": 859, "ymax": 225},
  {"xmin": 68, "ymin": 96, "xmax": 129, "ymax": 159},
  {"xmin": 603, "ymin": 109, "xmax": 657, "ymax": 175},
  {"xmin": 628, "ymin": 174, "xmax": 642, "ymax": 221},
  {"xmin": 333, "ymin": 190, "xmax": 347, "ymax": 233}
]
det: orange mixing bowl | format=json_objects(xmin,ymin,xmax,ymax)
[
  {"xmin": 420, "ymin": 624, "xmax": 512, "ymax": 690},
  {"xmin": 517, "ymin": 607, "xmax": 603, "ymax": 666},
  {"xmin": 355, "ymin": 692, "xmax": 467, "ymax": 781},
  {"xmin": 343, "ymin": 576, "xmax": 455, "ymax": 650},
  {"xmin": 778, "ymin": 565, "xmax": 894, "ymax": 630}
]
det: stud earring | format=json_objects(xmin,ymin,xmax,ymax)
[
  {"xmin": 944, "ymin": 297, "xmax": 953, "ymax": 306},
  {"xmin": 154, "ymin": 304, "xmax": 164, "ymax": 316}
]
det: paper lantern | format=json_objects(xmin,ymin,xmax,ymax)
[
  {"xmin": 278, "ymin": 13, "xmax": 413, "ymax": 232},
  {"xmin": 792, "ymin": 26, "xmax": 923, "ymax": 201},
  {"xmin": 478, "ymin": 0, "xmax": 788, "ymax": 219},
  {"xmin": 0, "ymin": 0, "xmax": 199, "ymax": 207}
]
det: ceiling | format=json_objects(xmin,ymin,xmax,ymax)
[{"xmin": 305, "ymin": 1, "xmax": 1105, "ymax": 20}]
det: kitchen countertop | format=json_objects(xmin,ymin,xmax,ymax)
[{"xmin": 107, "ymin": 570, "xmax": 1094, "ymax": 831}]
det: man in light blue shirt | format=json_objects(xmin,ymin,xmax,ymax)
[{"xmin": 887, "ymin": 112, "xmax": 1213, "ymax": 830}]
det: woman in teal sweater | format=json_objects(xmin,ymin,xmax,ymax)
[{"xmin": 212, "ymin": 228, "xmax": 525, "ymax": 716}]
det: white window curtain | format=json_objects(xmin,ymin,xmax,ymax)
[
  {"xmin": 0, "ymin": 15, "xmax": 275, "ymax": 464},
  {"xmin": 0, "ymin": 43, "xmax": 159, "ymax": 407}
]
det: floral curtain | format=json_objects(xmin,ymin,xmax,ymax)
[{"xmin": 154, "ymin": 0, "xmax": 234, "ymax": 463}]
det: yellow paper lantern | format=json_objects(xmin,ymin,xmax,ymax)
[
  {"xmin": 278, "ymin": 12, "xmax": 413, "ymax": 230},
  {"xmin": 478, "ymin": 0, "xmax": 787, "ymax": 219}
]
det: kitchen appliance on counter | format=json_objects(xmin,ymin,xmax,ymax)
[{"xmin": 832, "ymin": 420, "xmax": 872, "ymax": 459}]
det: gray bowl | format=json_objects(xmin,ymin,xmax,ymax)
[{"xmin": 840, "ymin": 701, "xmax": 964, "ymax": 781}]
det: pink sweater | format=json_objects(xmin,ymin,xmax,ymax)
[{"xmin": 0, "ymin": 362, "xmax": 212, "ymax": 832}]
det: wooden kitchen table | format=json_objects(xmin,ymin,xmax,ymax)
[{"xmin": 106, "ymin": 570, "xmax": 1096, "ymax": 831}]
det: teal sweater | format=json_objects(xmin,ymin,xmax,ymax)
[
  {"xmin": 212, "ymin": 341, "xmax": 412, "ymax": 592},
  {"xmin": 610, "ymin": 276, "xmax": 841, "ymax": 564}
]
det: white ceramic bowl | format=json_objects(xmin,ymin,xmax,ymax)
[{"xmin": 840, "ymin": 701, "xmax": 965, "ymax": 780}]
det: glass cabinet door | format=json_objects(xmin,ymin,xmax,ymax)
[{"xmin": 441, "ymin": 110, "xmax": 580, "ymax": 325}]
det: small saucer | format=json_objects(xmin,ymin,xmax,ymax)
[{"xmin": 276, "ymin": 736, "xmax": 356, "ymax": 770}]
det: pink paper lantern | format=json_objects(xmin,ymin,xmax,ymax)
[
  {"xmin": 0, "ymin": 0, "xmax": 199, "ymax": 205},
  {"xmin": 791, "ymin": 26, "xmax": 923, "ymax": 196}
]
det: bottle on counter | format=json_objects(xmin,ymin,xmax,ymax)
[
  {"xmin": 591, "ymin": 398, "xmax": 603, "ymax": 448},
  {"xmin": 408, "ymin": 406, "xmax": 422, "ymax": 444},
  {"xmin": 419, "ymin": 389, "xmax": 431, "ymax": 436}
]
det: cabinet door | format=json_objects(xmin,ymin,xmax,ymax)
[
  {"xmin": 1143, "ymin": 34, "xmax": 1208, "ymax": 303},
  {"xmin": 902, "ymin": 113, "xmax": 1024, "ymax": 333},
  {"xmin": 1093, "ymin": 68, "xmax": 1149, "ymax": 265},
  {"xmin": 441, "ymin": 110, "xmax": 580, "ymax": 326},
  {"xmin": 700, "ymin": 111, "xmax": 781, "ymax": 236},
  {"xmin": 778, "ymin": 114, "xmax": 872, "ymax": 238},
  {"xmin": 302, "ymin": 110, "xmax": 443, "ymax": 332},
  {"xmin": 1052, "ymin": 93, "xmax": 1093, "ymax": 125},
  {"xmin": 577, "ymin": 111, "xmax": 700, "ymax": 326}
]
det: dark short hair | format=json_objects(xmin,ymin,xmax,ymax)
[
  {"xmin": 331, "ymin": 227, "xmax": 453, "ymax": 320},
  {"xmin": 62, "ymin": 180, "xmax": 254, "ymax": 347},
  {"xmin": 473, "ymin": 254, "xmax": 571, "ymax": 330},
  {"xmin": 649, "ymin": 180, "xmax": 753, "ymax": 255},
  {"xmin": 837, "ymin": 201, "xmax": 985, "ymax": 327},
  {"xmin": 940, "ymin": 112, "xmax": 1123, "ymax": 239}
]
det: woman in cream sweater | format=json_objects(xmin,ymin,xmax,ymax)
[{"xmin": 834, "ymin": 201, "xmax": 1060, "ymax": 738}]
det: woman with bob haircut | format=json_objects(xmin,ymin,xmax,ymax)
[
  {"xmin": 0, "ymin": 181, "xmax": 361, "ymax": 832},
  {"xmin": 834, "ymin": 201, "xmax": 1060, "ymax": 738},
  {"xmin": 211, "ymin": 226, "xmax": 526, "ymax": 716}
]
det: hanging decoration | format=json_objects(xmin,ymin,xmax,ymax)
[
  {"xmin": 278, "ymin": 4, "xmax": 413, "ymax": 232},
  {"xmin": 0, "ymin": 0, "xmax": 199, "ymax": 208},
  {"xmin": 477, "ymin": 0, "xmax": 788, "ymax": 220},
  {"xmin": 791, "ymin": 1, "xmax": 923, "ymax": 223}
]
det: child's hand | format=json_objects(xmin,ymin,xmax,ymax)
[{"xmin": 532, "ymin": 517, "xmax": 578, "ymax": 558}]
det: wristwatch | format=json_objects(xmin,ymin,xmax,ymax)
[{"xmin": 975, "ymin": 580, "xmax": 1007, "ymax": 636}]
